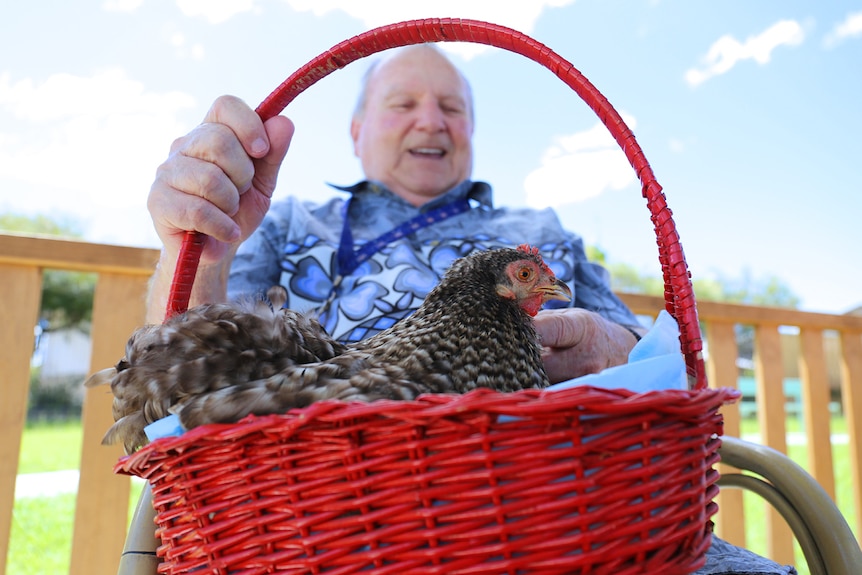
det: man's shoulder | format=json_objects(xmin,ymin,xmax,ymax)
[
  {"xmin": 266, "ymin": 193, "xmax": 345, "ymax": 223},
  {"xmin": 480, "ymin": 203, "xmax": 567, "ymax": 229}
]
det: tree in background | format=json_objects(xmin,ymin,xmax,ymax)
[
  {"xmin": 586, "ymin": 245, "xmax": 800, "ymax": 308},
  {"xmin": 587, "ymin": 245, "xmax": 800, "ymax": 379},
  {"xmin": 1, "ymin": 214, "xmax": 96, "ymax": 330}
]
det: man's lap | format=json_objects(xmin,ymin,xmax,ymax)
[{"xmin": 696, "ymin": 536, "xmax": 797, "ymax": 575}]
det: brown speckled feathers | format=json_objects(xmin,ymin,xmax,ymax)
[{"xmin": 86, "ymin": 246, "xmax": 571, "ymax": 452}]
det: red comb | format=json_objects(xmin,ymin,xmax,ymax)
[
  {"xmin": 516, "ymin": 244, "xmax": 554, "ymax": 277},
  {"xmin": 516, "ymin": 244, "xmax": 540, "ymax": 257}
]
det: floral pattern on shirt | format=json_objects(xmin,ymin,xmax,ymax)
[{"xmin": 279, "ymin": 234, "xmax": 574, "ymax": 344}]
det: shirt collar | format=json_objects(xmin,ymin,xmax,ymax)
[{"xmin": 328, "ymin": 180, "xmax": 494, "ymax": 210}]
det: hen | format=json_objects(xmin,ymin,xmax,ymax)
[{"xmin": 87, "ymin": 244, "xmax": 571, "ymax": 452}]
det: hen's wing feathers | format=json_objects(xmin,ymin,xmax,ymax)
[
  {"xmin": 89, "ymin": 287, "xmax": 346, "ymax": 452},
  {"xmin": 177, "ymin": 351, "xmax": 435, "ymax": 429}
]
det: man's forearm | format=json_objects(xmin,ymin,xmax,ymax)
[{"xmin": 145, "ymin": 251, "xmax": 234, "ymax": 324}]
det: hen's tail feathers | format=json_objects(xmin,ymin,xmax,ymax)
[
  {"xmin": 83, "ymin": 366, "xmax": 116, "ymax": 389},
  {"xmin": 102, "ymin": 415, "xmax": 150, "ymax": 454}
]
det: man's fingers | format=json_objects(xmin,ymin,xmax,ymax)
[
  {"xmin": 171, "ymin": 121, "xmax": 256, "ymax": 196},
  {"xmin": 203, "ymin": 95, "xmax": 270, "ymax": 159},
  {"xmin": 534, "ymin": 308, "xmax": 587, "ymax": 348},
  {"xmin": 148, "ymin": 182, "xmax": 240, "ymax": 245},
  {"xmin": 251, "ymin": 115, "xmax": 294, "ymax": 199},
  {"xmin": 156, "ymin": 152, "xmax": 242, "ymax": 214}
]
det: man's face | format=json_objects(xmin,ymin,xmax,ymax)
[{"xmin": 351, "ymin": 48, "xmax": 474, "ymax": 206}]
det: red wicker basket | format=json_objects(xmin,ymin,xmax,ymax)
[{"xmin": 117, "ymin": 18, "xmax": 739, "ymax": 575}]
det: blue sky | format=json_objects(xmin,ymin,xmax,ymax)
[{"xmin": 1, "ymin": 1, "xmax": 860, "ymax": 314}]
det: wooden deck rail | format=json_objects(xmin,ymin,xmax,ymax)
[{"xmin": 2, "ymin": 233, "xmax": 860, "ymax": 575}]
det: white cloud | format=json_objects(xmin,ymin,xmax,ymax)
[
  {"xmin": 685, "ymin": 20, "xmax": 804, "ymax": 87},
  {"xmin": 176, "ymin": 0, "xmax": 259, "ymax": 24},
  {"xmin": 523, "ymin": 113, "xmax": 637, "ymax": 208},
  {"xmin": 824, "ymin": 11, "xmax": 862, "ymax": 48},
  {"xmin": 283, "ymin": 0, "xmax": 576, "ymax": 58},
  {"xmin": 0, "ymin": 69, "xmax": 193, "ymax": 121},
  {"xmin": 167, "ymin": 30, "xmax": 206, "ymax": 60},
  {"xmin": 0, "ymin": 70, "xmax": 196, "ymax": 246}
]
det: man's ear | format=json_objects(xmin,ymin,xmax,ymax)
[{"xmin": 349, "ymin": 118, "xmax": 361, "ymax": 157}]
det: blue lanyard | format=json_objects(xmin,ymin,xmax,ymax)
[{"xmin": 336, "ymin": 197, "xmax": 472, "ymax": 277}]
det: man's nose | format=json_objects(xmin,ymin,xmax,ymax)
[{"xmin": 413, "ymin": 100, "xmax": 446, "ymax": 131}]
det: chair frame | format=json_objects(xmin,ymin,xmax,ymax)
[{"xmin": 717, "ymin": 436, "xmax": 862, "ymax": 575}]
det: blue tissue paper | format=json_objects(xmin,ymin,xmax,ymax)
[
  {"xmin": 548, "ymin": 310, "xmax": 687, "ymax": 393},
  {"xmin": 144, "ymin": 413, "xmax": 185, "ymax": 442}
]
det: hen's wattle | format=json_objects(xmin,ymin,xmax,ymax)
[{"xmin": 87, "ymin": 245, "xmax": 571, "ymax": 453}]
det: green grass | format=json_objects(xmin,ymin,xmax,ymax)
[
  {"xmin": 8, "ymin": 494, "xmax": 77, "ymax": 575},
  {"xmin": 11, "ymin": 421, "xmax": 82, "ymax": 575},
  {"xmin": 11, "ymin": 418, "xmax": 859, "ymax": 575},
  {"xmin": 11, "ymin": 421, "xmax": 141, "ymax": 575},
  {"xmin": 17, "ymin": 420, "xmax": 83, "ymax": 474},
  {"xmin": 9, "ymin": 489, "xmax": 145, "ymax": 575}
]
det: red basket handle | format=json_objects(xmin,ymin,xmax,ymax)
[{"xmin": 165, "ymin": 18, "xmax": 706, "ymax": 389}]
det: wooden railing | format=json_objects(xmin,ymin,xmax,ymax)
[
  {"xmin": 2, "ymin": 233, "xmax": 860, "ymax": 575},
  {"xmin": 1, "ymin": 234, "xmax": 158, "ymax": 575}
]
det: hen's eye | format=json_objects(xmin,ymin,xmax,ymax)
[{"xmin": 517, "ymin": 266, "xmax": 535, "ymax": 281}]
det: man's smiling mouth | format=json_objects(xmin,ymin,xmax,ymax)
[{"xmin": 410, "ymin": 147, "xmax": 446, "ymax": 157}]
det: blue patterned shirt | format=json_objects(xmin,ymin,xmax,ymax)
[{"xmin": 229, "ymin": 180, "xmax": 637, "ymax": 344}]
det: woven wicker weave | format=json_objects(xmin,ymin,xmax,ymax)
[{"xmin": 117, "ymin": 18, "xmax": 739, "ymax": 575}]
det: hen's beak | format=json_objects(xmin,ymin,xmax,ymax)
[{"xmin": 536, "ymin": 278, "xmax": 572, "ymax": 304}]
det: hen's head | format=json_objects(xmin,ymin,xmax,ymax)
[
  {"xmin": 498, "ymin": 245, "xmax": 572, "ymax": 315},
  {"xmin": 434, "ymin": 244, "xmax": 572, "ymax": 316}
]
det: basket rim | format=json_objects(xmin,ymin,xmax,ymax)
[
  {"xmin": 123, "ymin": 24, "xmax": 733, "ymax": 574},
  {"xmin": 116, "ymin": 384, "xmax": 739, "ymax": 474}
]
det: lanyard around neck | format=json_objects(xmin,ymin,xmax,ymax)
[{"xmin": 336, "ymin": 197, "xmax": 472, "ymax": 277}]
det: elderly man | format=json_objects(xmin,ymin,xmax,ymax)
[
  {"xmin": 146, "ymin": 44, "xmax": 642, "ymax": 380},
  {"xmin": 144, "ymin": 43, "xmax": 795, "ymax": 575}
]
